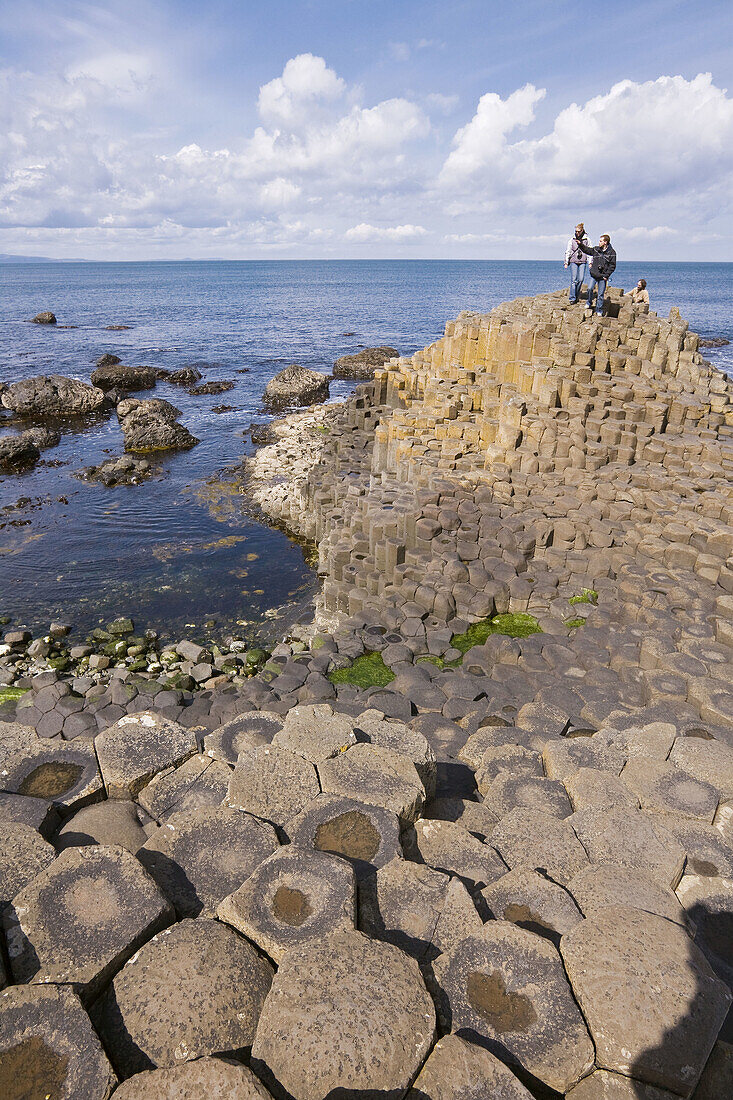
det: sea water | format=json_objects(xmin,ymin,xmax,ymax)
[{"xmin": 1, "ymin": 260, "xmax": 731, "ymax": 641}]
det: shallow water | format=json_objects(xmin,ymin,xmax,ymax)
[{"xmin": 1, "ymin": 260, "xmax": 731, "ymax": 641}]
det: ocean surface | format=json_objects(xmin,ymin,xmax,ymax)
[{"xmin": 1, "ymin": 260, "xmax": 731, "ymax": 644}]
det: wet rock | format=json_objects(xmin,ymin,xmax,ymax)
[
  {"xmin": 91, "ymin": 364, "xmax": 157, "ymax": 393},
  {"xmin": 438, "ymin": 920, "xmax": 594, "ymax": 1093},
  {"xmin": 1, "ymin": 375, "xmax": 106, "ymax": 417},
  {"xmin": 138, "ymin": 804, "xmax": 278, "ymax": 917},
  {"xmin": 167, "ymin": 367, "xmax": 202, "ymax": 385},
  {"xmin": 272, "ymin": 702, "xmax": 357, "ymax": 763},
  {"xmin": 0, "ymin": 434, "xmax": 40, "ymax": 470},
  {"xmin": 94, "ymin": 711, "xmax": 197, "ymax": 798},
  {"xmin": 699, "ymin": 337, "xmax": 730, "ymax": 347},
  {"xmin": 187, "ymin": 379, "xmax": 235, "ymax": 395},
  {"xmin": 333, "ymin": 346, "xmax": 398, "ymax": 380},
  {"xmin": 137, "ymin": 753, "xmax": 230, "ymax": 821},
  {"xmin": 491, "ymin": 807, "xmax": 589, "ymax": 887},
  {"xmin": 481, "ymin": 867, "xmax": 583, "ymax": 944},
  {"xmin": 218, "ymin": 846, "xmax": 355, "ymax": 962},
  {"xmin": 318, "ymin": 742, "xmax": 425, "ymax": 823},
  {"xmin": 95, "ymin": 353, "xmax": 121, "ymax": 368},
  {"xmin": 116, "ymin": 398, "xmax": 199, "ymax": 453},
  {"xmin": 263, "ymin": 364, "xmax": 330, "ymax": 409},
  {"xmin": 203, "ymin": 710, "xmax": 283, "ymax": 765},
  {"xmin": 76, "ymin": 454, "xmax": 152, "ymax": 486},
  {"xmin": 0, "ymin": 822, "xmax": 55, "ymax": 913},
  {"xmin": 55, "ymin": 800, "xmax": 153, "ymax": 854},
  {"xmin": 3, "ymin": 843, "xmax": 172, "ymax": 1001},
  {"xmin": 561, "ymin": 905, "xmax": 731, "ymax": 1096},
  {"xmin": 112, "ymin": 1059, "xmax": 274, "ymax": 1099},
  {"xmin": 0, "ymin": 739, "xmax": 103, "ymax": 812},
  {"xmin": 227, "ymin": 745, "xmax": 320, "ymax": 828},
  {"xmin": 286, "ymin": 793, "xmax": 403, "ymax": 872},
  {"xmin": 251, "ymin": 929, "xmax": 435, "ymax": 1100},
  {"xmin": 30, "ymin": 311, "xmax": 57, "ymax": 324},
  {"xmin": 0, "ymin": 985, "xmax": 116, "ymax": 1099},
  {"xmin": 98, "ymin": 918, "xmax": 274, "ymax": 1077},
  {"xmin": 406, "ymin": 1034, "xmax": 533, "ymax": 1100}
]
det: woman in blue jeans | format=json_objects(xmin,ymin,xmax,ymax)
[{"xmin": 564, "ymin": 223, "xmax": 589, "ymax": 304}]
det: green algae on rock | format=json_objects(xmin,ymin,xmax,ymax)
[
  {"xmin": 327, "ymin": 652, "xmax": 396, "ymax": 689},
  {"xmin": 451, "ymin": 613, "xmax": 543, "ymax": 654}
]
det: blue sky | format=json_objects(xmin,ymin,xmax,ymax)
[{"xmin": 1, "ymin": 0, "xmax": 732, "ymax": 259}]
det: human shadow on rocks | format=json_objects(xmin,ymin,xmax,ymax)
[{"xmin": 627, "ymin": 899, "xmax": 732, "ymax": 1098}]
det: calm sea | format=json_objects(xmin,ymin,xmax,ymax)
[{"xmin": 1, "ymin": 260, "xmax": 731, "ymax": 642}]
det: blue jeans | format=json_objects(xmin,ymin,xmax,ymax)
[
  {"xmin": 587, "ymin": 276, "xmax": 607, "ymax": 314},
  {"xmin": 569, "ymin": 262, "xmax": 586, "ymax": 303}
]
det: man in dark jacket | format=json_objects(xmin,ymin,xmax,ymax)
[{"xmin": 578, "ymin": 234, "xmax": 616, "ymax": 315}]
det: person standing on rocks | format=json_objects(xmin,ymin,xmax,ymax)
[
  {"xmin": 578, "ymin": 234, "xmax": 616, "ymax": 315},
  {"xmin": 564, "ymin": 223, "xmax": 589, "ymax": 305},
  {"xmin": 630, "ymin": 278, "xmax": 649, "ymax": 307}
]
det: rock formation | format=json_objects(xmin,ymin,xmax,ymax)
[
  {"xmin": 2, "ymin": 374, "xmax": 107, "ymax": 417},
  {"xmin": 263, "ymin": 364, "xmax": 330, "ymax": 408},
  {"xmin": 333, "ymin": 345, "xmax": 399, "ymax": 379},
  {"xmin": 1, "ymin": 287, "xmax": 733, "ymax": 1098},
  {"xmin": 116, "ymin": 397, "xmax": 199, "ymax": 453}
]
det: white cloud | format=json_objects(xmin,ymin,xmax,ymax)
[
  {"xmin": 425, "ymin": 92, "xmax": 459, "ymax": 115},
  {"xmin": 439, "ymin": 84, "xmax": 545, "ymax": 187},
  {"xmin": 257, "ymin": 53, "xmax": 346, "ymax": 127},
  {"xmin": 345, "ymin": 223, "xmax": 427, "ymax": 242}
]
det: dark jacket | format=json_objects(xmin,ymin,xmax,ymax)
[{"xmin": 578, "ymin": 241, "xmax": 616, "ymax": 280}]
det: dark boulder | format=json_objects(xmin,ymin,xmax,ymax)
[
  {"xmin": 95, "ymin": 353, "xmax": 122, "ymax": 368},
  {"xmin": 168, "ymin": 367, "xmax": 203, "ymax": 386},
  {"xmin": 699, "ymin": 337, "xmax": 730, "ymax": 348},
  {"xmin": 117, "ymin": 397, "xmax": 199, "ymax": 453},
  {"xmin": 248, "ymin": 422, "xmax": 275, "ymax": 446},
  {"xmin": 1, "ymin": 375, "xmax": 107, "ymax": 417},
  {"xmin": 0, "ymin": 435, "xmax": 40, "ymax": 470},
  {"xmin": 188, "ymin": 380, "xmax": 235, "ymax": 396},
  {"xmin": 30, "ymin": 311, "xmax": 57, "ymax": 325},
  {"xmin": 263, "ymin": 364, "xmax": 330, "ymax": 409},
  {"xmin": 333, "ymin": 346, "xmax": 398, "ymax": 380},
  {"xmin": 23, "ymin": 426, "xmax": 61, "ymax": 450},
  {"xmin": 91, "ymin": 364, "xmax": 157, "ymax": 393}
]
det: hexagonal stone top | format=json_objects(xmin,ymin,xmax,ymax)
[
  {"xmin": 112, "ymin": 1059, "xmax": 274, "ymax": 1098},
  {"xmin": 490, "ymin": 807, "xmax": 589, "ymax": 887},
  {"xmin": 3, "ymin": 843, "xmax": 172, "ymax": 1001},
  {"xmin": 0, "ymin": 984, "xmax": 116, "ymax": 1100},
  {"xmin": 227, "ymin": 746, "xmax": 320, "ymax": 828},
  {"xmin": 252, "ymin": 929, "xmax": 435, "ymax": 1100},
  {"xmin": 0, "ymin": 822, "xmax": 55, "ymax": 914},
  {"xmin": 286, "ymin": 793, "xmax": 402, "ymax": 872},
  {"xmin": 406, "ymin": 1034, "xmax": 533, "ymax": 1100},
  {"xmin": 561, "ymin": 905, "xmax": 732, "ymax": 1095},
  {"xmin": 353, "ymin": 709, "xmax": 437, "ymax": 798},
  {"xmin": 1, "ymin": 739, "xmax": 103, "ymax": 811},
  {"xmin": 437, "ymin": 920, "xmax": 594, "ymax": 1093},
  {"xmin": 218, "ymin": 846, "xmax": 355, "ymax": 962},
  {"xmin": 204, "ymin": 711, "xmax": 284, "ymax": 767},
  {"xmin": 138, "ymin": 805, "xmax": 279, "ymax": 917},
  {"xmin": 98, "ymin": 919, "xmax": 274, "ymax": 1078},
  {"xmin": 566, "ymin": 1069, "xmax": 679, "ymax": 1099},
  {"xmin": 317, "ymin": 743, "xmax": 425, "ymax": 823},
  {"xmin": 95, "ymin": 712, "xmax": 198, "ymax": 798},
  {"xmin": 272, "ymin": 703, "xmax": 357, "ymax": 763},
  {"xmin": 570, "ymin": 807, "xmax": 685, "ymax": 889},
  {"xmin": 137, "ymin": 754, "xmax": 231, "ymax": 822}
]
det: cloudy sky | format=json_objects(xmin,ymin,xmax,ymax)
[{"xmin": 2, "ymin": 0, "xmax": 732, "ymax": 260}]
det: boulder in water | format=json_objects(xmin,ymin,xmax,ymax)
[
  {"xmin": 117, "ymin": 397, "xmax": 199, "ymax": 453},
  {"xmin": 95, "ymin": 353, "xmax": 122, "ymax": 368},
  {"xmin": 30, "ymin": 311, "xmax": 56, "ymax": 325},
  {"xmin": 91, "ymin": 364, "xmax": 157, "ymax": 393},
  {"xmin": 167, "ymin": 367, "xmax": 202, "ymax": 385},
  {"xmin": 0, "ymin": 435, "xmax": 40, "ymax": 470},
  {"xmin": 1, "ymin": 375, "xmax": 107, "ymax": 417},
  {"xmin": 263, "ymin": 364, "xmax": 330, "ymax": 409},
  {"xmin": 188, "ymin": 380, "xmax": 235, "ymax": 396},
  {"xmin": 333, "ymin": 345, "xmax": 398, "ymax": 380}
]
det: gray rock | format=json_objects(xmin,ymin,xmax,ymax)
[
  {"xmin": 95, "ymin": 711, "xmax": 197, "ymax": 798},
  {"xmin": 406, "ymin": 1034, "xmax": 533, "ymax": 1100},
  {"xmin": 570, "ymin": 806, "xmax": 686, "ymax": 888},
  {"xmin": 1, "ymin": 374, "xmax": 106, "ymax": 416},
  {"xmin": 0, "ymin": 822, "xmax": 55, "ymax": 913},
  {"xmin": 565, "ymin": 1069, "xmax": 678, "ymax": 1098},
  {"xmin": 561, "ymin": 905, "xmax": 731, "ymax": 1096},
  {"xmin": 491, "ymin": 807, "xmax": 589, "ymax": 886},
  {"xmin": 138, "ymin": 804, "xmax": 278, "ymax": 917},
  {"xmin": 30, "ymin": 311, "xmax": 57, "ymax": 324},
  {"xmin": 112, "ymin": 1059, "xmax": 274, "ymax": 1098},
  {"xmin": 55, "ymin": 800, "xmax": 153, "ymax": 854},
  {"xmin": 318, "ymin": 743, "xmax": 425, "ymax": 823},
  {"xmin": 116, "ymin": 398, "xmax": 199, "ymax": 453},
  {"xmin": 286, "ymin": 793, "xmax": 403, "ymax": 872},
  {"xmin": 333, "ymin": 346, "xmax": 398, "ymax": 380},
  {"xmin": 91, "ymin": 364, "xmax": 157, "ymax": 392},
  {"xmin": 437, "ymin": 920, "xmax": 594, "ymax": 1092},
  {"xmin": 137, "ymin": 753, "xmax": 230, "ymax": 821},
  {"xmin": 98, "ymin": 918, "xmax": 274, "ymax": 1077},
  {"xmin": 263, "ymin": 364, "xmax": 330, "ymax": 409},
  {"xmin": 227, "ymin": 745, "xmax": 320, "ymax": 828},
  {"xmin": 620, "ymin": 757, "xmax": 719, "ymax": 822},
  {"xmin": 251, "ymin": 929, "xmax": 435, "ymax": 1099},
  {"xmin": 218, "ymin": 846, "xmax": 355, "ymax": 962},
  {"xmin": 406, "ymin": 818, "xmax": 507, "ymax": 892},
  {"xmin": 0, "ymin": 739, "xmax": 103, "ymax": 812},
  {"xmin": 273, "ymin": 703, "xmax": 357, "ymax": 763},
  {"xmin": 482, "ymin": 772, "xmax": 573, "ymax": 820},
  {"xmin": 0, "ymin": 984, "xmax": 116, "ymax": 1099},
  {"xmin": 95, "ymin": 353, "xmax": 122, "ymax": 368},
  {"xmin": 204, "ymin": 710, "xmax": 283, "ymax": 765},
  {"xmin": 565, "ymin": 766, "xmax": 639, "ymax": 811},
  {"xmin": 567, "ymin": 864, "xmax": 686, "ymax": 925},
  {"xmin": 0, "ymin": 790, "xmax": 59, "ymax": 836},
  {"xmin": 0, "ymin": 434, "xmax": 40, "ymax": 470},
  {"xmin": 3, "ymin": 843, "xmax": 172, "ymax": 1001},
  {"xmin": 354, "ymin": 708, "xmax": 437, "ymax": 798}
]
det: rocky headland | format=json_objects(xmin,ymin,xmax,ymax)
[{"xmin": 1, "ymin": 286, "xmax": 733, "ymax": 1098}]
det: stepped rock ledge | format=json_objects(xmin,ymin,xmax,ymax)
[{"xmin": 2, "ymin": 286, "xmax": 733, "ymax": 1099}]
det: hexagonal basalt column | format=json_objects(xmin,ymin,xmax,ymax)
[
  {"xmin": 95, "ymin": 712, "xmax": 198, "ymax": 799},
  {"xmin": 1, "ymin": 740, "xmax": 103, "ymax": 812},
  {"xmin": 286, "ymin": 793, "xmax": 402, "ymax": 874}
]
